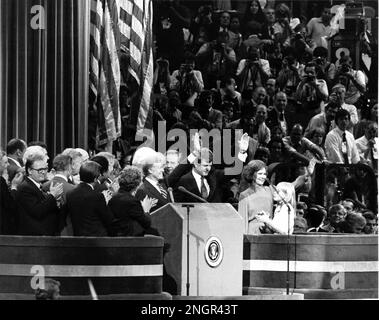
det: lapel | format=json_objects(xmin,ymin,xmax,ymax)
[
  {"xmin": 206, "ymin": 172, "xmax": 216, "ymax": 201},
  {"xmin": 26, "ymin": 177, "xmax": 46, "ymax": 199},
  {"xmin": 144, "ymin": 179, "xmax": 167, "ymax": 203},
  {"xmin": 187, "ymin": 172, "xmax": 202, "ymax": 197}
]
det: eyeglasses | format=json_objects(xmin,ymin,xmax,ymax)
[{"xmin": 31, "ymin": 167, "xmax": 49, "ymax": 174}]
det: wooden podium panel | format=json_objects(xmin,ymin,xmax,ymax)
[{"xmin": 151, "ymin": 203, "xmax": 244, "ymax": 296}]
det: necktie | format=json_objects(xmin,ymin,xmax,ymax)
[
  {"xmin": 279, "ymin": 112, "xmax": 284, "ymax": 122},
  {"xmin": 157, "ymin": 182, "xmax": 167, "ymax": 199},
  {"xmin": 342, "ymin": 132, "xmax": 349, "ymax": 164},
  {"xmin": 200, "ymin": 177, "xmax": 208, "ymax": 200}
]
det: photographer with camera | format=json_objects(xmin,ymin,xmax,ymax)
[
  {"xmin": 312, "ymin": 46, "xmax": 336, "ymax": 89},
  {"xmin": 236, "ymin": 47, "xmax": 271, "ymax": 92},
  {"xmin": 335, "ymin": 55, "xmax": 367, "ymax": 106},
  {"xmin": 170, "ymin": 52, "xmax": 204, "ymax": 107},
  {"xmin": 296, "ymin": 62, "xmax": 329, "ymax": 125},
  {"xmin": 196, "ymin": 31, "xmax": 237, "ymax": 90}
]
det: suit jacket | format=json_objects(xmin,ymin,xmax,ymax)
[
  {"xmin": 135, "ymin": 179, "xmax": 170, "ymax": 212},
  {"xmin": 42, "ymin": 175, "xmax": 76, "ymax": 236},
  {"xmin": 108, "ymin": 190, "xmax": 152, "ymax": 236},
  {"xmin": 42, "ymin": 175, "xmax": 75, "ymax": 204},
  {"xmin": 65, "ymin": 182, "xmax": 114, "ymax": 237},
  {"xmin": 7, "ymin": 157, "xmax": 22, "ymax": 183},
  {"xmin": 15, "ymin": 177, "xmax": 62, "ymax": 236},
  {"xmin": 174, "ymin": 169, "xmax": 226, "ymax": 203},
  {"xmin": 0, "ymin": 177, "xmax": 18, "ymax": 234},
  {"xmin": 266, "ymin": 108, "xmax": 288, "ymax": 135}
]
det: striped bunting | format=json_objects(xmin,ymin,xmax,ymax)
[
  {"xmin": 243, "ymin": 260, "xmax": 379, "ymax": 273},
  {"xmin": 0, "ymin": 264, "xmax": 163, "ymax": 277}
]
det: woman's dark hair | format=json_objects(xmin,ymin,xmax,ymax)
[
  {"xmin": 242, "ymin": 159, "xmax": 266, "ymax": 184},
  {"xmin": 243, "ymin": 0, "xmax": 266, "ymax": 25},
  {"xmin": 118, "ymin": 166, "xmax": 142, "ymax": 192}
]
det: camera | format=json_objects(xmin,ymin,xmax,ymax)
[
  {"xmin": 294, "ymin": 32, "xmax": 303, "ymax": 40},
  {"xmin": 180, "ymin": 63, "xmax": 193, "ymax": 73},
  {"xmin": 314, "ymin": 57, "xmax": 323, "ymax": 65},
  {"xmin": 340, "ymin": 63, "xmax": 350, "ymax": 73}
]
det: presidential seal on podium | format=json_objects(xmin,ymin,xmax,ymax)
[{"xmin": 205, "ymin": 237, "xmax": 224, "ymax": 268}]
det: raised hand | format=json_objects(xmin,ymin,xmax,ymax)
[
  {"xmin": 141, "ymin": 196, "xmax": 158, "ymax": 214},
  {"xmin": 50, "ymin": 182, "xmax": 64, "ymax": 199},
  {"xmin": 238, "ymin": 133, "xmax": 249, "ymax": 153},
  {"xmin": 11, "ymin": 171, "xmax": 24, "ymax": 189},
  {"xmin": 192, "ymin": 132, "xmax": 202, "ymax": 156},
  {"xmin": 101, "ymin": 190, "xmax": 112, "ymax": 204}
]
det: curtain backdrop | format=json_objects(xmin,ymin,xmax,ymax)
[{"xmin": 0, "ymin": 0, "xmax": 90, "ymax": 156}]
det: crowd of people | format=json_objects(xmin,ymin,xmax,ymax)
[{"xmin": 1, "ymin": 1, "xmax": 378, "ymax": 237}]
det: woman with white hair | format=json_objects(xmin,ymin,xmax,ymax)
[{"xmin": 255, "ymin": 181, "xmax": 296, "ymax": 234}]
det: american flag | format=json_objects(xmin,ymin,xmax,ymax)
[{"xmin": 89, "ymin": 0, "xmax": 153, "ymax": 147}]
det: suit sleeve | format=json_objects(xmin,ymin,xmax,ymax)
[
  {"xmin": 127, "ymin": 199, "xmax": 152, "ymax": 229},
  {"xmin": 16, "ymin": 187, "xmax": 58, "ymax": 220},
  {"xmin": 96, "ymin": 193, "xmax": 116, "ymax": 233}
]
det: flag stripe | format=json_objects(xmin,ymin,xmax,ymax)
[{"xmin": 90, "ymin": 0, "xmax": 153, "ymax": 145}]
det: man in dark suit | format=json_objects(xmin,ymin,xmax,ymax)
[
  {"xmin": 174, "ymin": 133, "xmax": 249, "ymax": 203},
  {"xmin": 189, "ymin": 90, "xmax": 223, "ymax": 130},
  {"xmin": 266, "ymin": 91, "xmax": 290, "ymax": 136},
  {"xmin": 15, "ymin": 154, "xmax": 64, "ymax": 236},
  {"xmin": 42, "ymin": 154, "xmax": 76, "ymax": 235},
  {"xmin": 0, "ymin": 150, "xmax": 24, "ymax": 234},
  {"xmin": 6, "ymin": 138, "xmax": 26, "ymax": 182},
  {"xmin": 65, "ymin": 161, "xmax": 114, "ymax": 237}
]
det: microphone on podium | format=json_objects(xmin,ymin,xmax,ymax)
[
  {"xmin": 167, "ymin": 187, "xmax": 175, "ymax": 203},
  {"xmin": 178, "ymin": 186, "xmax": 208, "ymax": 203}
]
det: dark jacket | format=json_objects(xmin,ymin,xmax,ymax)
[
  {"xmin": 174, "ymin": 168, "xmax": 226, "ymax": 203},
  {"xmin": 0, "ymin": 177, "xmax": 18, "ymax": 234},
  {"xmin": 108, "ymin": 190, "xmax": 153, "ymax": 236},
  {"xmin": 135, "ymin": 179, "xmax": 170, "ymax": 212},
  {"xmin": 15, "ymin": 177, "xmax": 62, "ymax": 236},
  {"xmin": 7, "ymin": 157, "xmax": 22, "ymax": 183},
  {"xmin": 65, "ymin": 182, "xmax": 114, "ymax": 237}
]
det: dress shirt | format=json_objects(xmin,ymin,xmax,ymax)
[
  {"xmin": 325, "ymin": 127, "xmax": 360, "ymax": 164},
  {"xmin": 191, "ymin": 169, "xmax": 210, "ymax": 195}
]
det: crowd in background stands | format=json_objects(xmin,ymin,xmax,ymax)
[{"xmin": 1, "ymin": 1, "xmax": 378, "ymax": 238}]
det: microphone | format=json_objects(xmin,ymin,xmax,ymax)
[
  {"xmin": 167, "ymin": 187, "xmax": 175, "ymax": 203},
  {"xmin": 178, "ymin": 186, "xmax": 208, "ymax": 203}
]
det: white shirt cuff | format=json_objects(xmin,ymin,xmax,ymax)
[
  {"xmin": 187, "ymin": 153, "xmax": 197, "ymax": 164},
  {"xmin": 238, "ymin": 152, "xmax": 248, "ymax": 162}
]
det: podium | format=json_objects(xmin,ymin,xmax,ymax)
[{"xmin": 151, "ymin": 203, "xmax": 244, "ymax": 296}]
